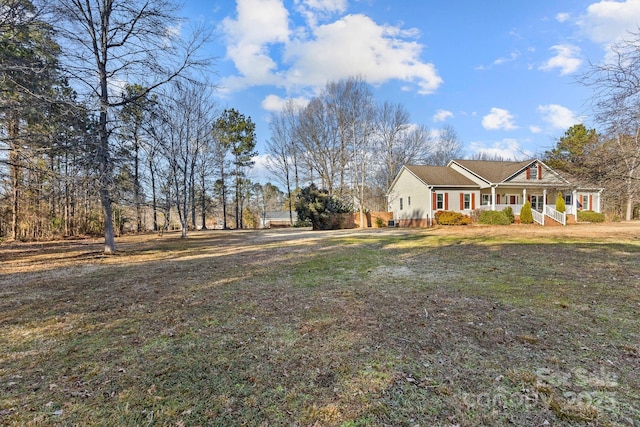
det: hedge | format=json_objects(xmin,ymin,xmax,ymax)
[
  {"xmin": 478, "ymin": 210, "xmax": 512, "ymax": 225},
  {"xmin": 577, "ymin": 210, "xmax": 605, "ymax": 223},
  {"xmin": 434, "ymin": 210, "xmax": 472, "ymax": 225}
]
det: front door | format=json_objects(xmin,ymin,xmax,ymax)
[{"xmin": 530, "ymin": 195, "xmax": 544, "ymax": 212}]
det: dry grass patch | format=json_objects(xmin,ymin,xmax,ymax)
[{"xmin": 1, "ymin": 224, "xmax": 640, "ymax": 425}]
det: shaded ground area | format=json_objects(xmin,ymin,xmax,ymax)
[{"xmin": 1, "ymin": 223, "xmax": 639, "ymax": 426}]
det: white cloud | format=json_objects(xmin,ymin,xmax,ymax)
[
  {"xmin": 539, "ymin": 44, "xmax": 582, "ymax": 75},
  {"xmin": 261, "ymin": 94, "xmax": 309, "ymax": 112},
  {"xmin": 220, "ymin": 3, "xmax": 443, "ymax": 96},
  {"xmin": 556, "ymin": 12, "xmax": 570, "ymax": 23},
  {"xmin": 433, "ymin": 109, "xmax": 453, "ymax": 122},
  {"xmin": 294, "ymin": 0, "xmax": 347, "ymax": 26},
  {"xmin": 537, "ymin": 104, "xmax": 582, "ymax": 129},
  {"xmin": 529, "ymin": 125, "xmax": 543, "ymax": 134},
  {"xmin": 221, "ymin": 0, "xmax": 291, "ymax": 89},
  {"xmin": 493, "ymin": 50, "xmax": 521, "ymax": 65},
  {"xmin": 248, "ymin": 153, "xmax": 273, "ymax": 184},
  {"xmin": 482, "ymin": 108, "xmax": 517, "ymax": 130},
  {"xmin": 475, "ymin": 50, "xmax": 521, "ymax": 70},
  {"xmin": 579, "ymin": 0, "xmax": 640, "ymax": 45},
  {"xmin": 285, "ymin": 14, "xmax": 442, "ymax": 94},
  {"xmin": 468, "ymin": 139, "xmax": 532, "ymax": 160}
]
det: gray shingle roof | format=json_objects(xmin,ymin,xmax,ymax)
[
  {"xmin": 453, "ymin": 159, "xmax": 533, "ymax": 183},
  {"xmin": 405, "ymin": 165, "xmax": 477, "ymax": 186}
]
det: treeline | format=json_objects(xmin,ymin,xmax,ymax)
[
  {"xmin": 542, "ymin": 31, "xmax": 640, "ymax": 221},
  {"xmin": 265, "ymin": 76, "xmax": 462, "ymax": 218},
  {"xmin": 0, "ymin": 0, "xmax": 285, "ymax": 248}
]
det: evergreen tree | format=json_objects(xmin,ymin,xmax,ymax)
[{"xmin": 214, "ymin": 109, "xmax": 257, "ymax": 229}]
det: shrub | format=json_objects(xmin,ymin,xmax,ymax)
[
  {"xmin": 434, "ymin": 210, "xmax": 472, "ymax": 225},
  {"xmin": 520, "ymin": 201, "xmax": 534, "ymax": 224},
  {"xmin": 502, "ymin": 206, "xmax": 515, "ymax": 224},
  {"xmin": 295, "ymin": 184, "xmax": 351, "ymax": 230},
  {"xmin": 578, "ymin": 210, "xmax": 605, "ymax": 223},
  {"xmin": 556, "ymin": 192, "xmax": 566, "ymax": 213},
  {"xmin": 374, "ymin": 217, "xmax": 385, "ymax": 228},
  {"xmin": 478, "ymin": 210, "xmax": 511, "ymax": 225}
]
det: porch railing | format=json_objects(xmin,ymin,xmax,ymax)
[
  {"xmin": 532, "ymin": 209, "xmax": 545, "ymax": 225},
  {"xmin": 545, "ymin": 206, "xmax": 566, "ymax": 225}
]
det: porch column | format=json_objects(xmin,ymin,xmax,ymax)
[
  {"xmin": 543, "ymin": 189, "xmax": 547, "ymax": 212},
  {"xmin": 597, "ymin": 189, "xmax": 603, "ymax": 213},
  {"xmin": 491, "ymin": 186, "xmax": 496, "ymax": 211},
  {"xmin": 522, "ymin": 188, "xmax": 527, "ymax": 207},
  {"xmin": 428, "ymin": 186, "xmax": 434, "ymax": 227},
  {"xmin": 572, "ymin": 189, "xmax": 577, "ymax": 214}
]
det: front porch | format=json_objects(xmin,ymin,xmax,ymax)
[{"xmin": 478, "ymin": 187, "xmax": 602, "ymax": 226}]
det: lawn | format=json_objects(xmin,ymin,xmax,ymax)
[{"xmin": 1, "ymin": 223, "xmax": 639, "ymax": 426}]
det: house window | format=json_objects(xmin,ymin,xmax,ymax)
[
  {"xmin": 463, "ymin": 194, "xmax": 471, "ymax": 210},
  {"xmin": 408, "ymin": 196, "xmax": 411, "ymax": 206},
  {"xmin": 582, "ymin": 195, "xmax": 589, "ymax": 210},
  {"xmin": 436, "ymin": 193, "xmax": 444, "ymax": 210},
  {"xmin": 481, "ymin": 194, "xmax": 492, "ymax": 205},
  {"xmin": 531, "ymin": 195, "xmax": 544, "ymax": 211},
  {"xmin": 400, "ymin": 198, "xmax": 403, "ymax": 210},
  {"xmin": 529, "ymin": 164, "xmax": 538, "ymax": 180},
  {"xmin": 565, "ymin": 194, "xmax": 572, "ymax": 205}
]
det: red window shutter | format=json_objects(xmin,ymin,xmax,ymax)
[
  {"xmin": 472, "ymin": 193, "xmax": 476, "ymax": 210},
  {"xmin": 578, "ymin": 194, "xmax": 582, "ymax": 210},
  {"xmin": 432, "ymin": 192, "xmax": 436, "ymax": 209},
  {"xmin": 526, "ymin": 168, "xmax": 531, "ymax": 180},
  {"xmin": 496, "ymin": 194, "xmax": 501, "ymax": 204},
  {"xmin": 460, "ymin": 193, "xmax": 464, "ymax": 210},
  {"xmin": 589, "ymin": 195, "xmax": 593, "ymax": 210},
  {"xmin": 444, "ymin": 193, "xmax": 449, "ymax": 210},
  {"xmin": 527, "ymin": 195, "xmax": 531, "ymax": 202},
  {"xmin": 537, "ymin": 164, "xmax": 542, "ymax": 180}
]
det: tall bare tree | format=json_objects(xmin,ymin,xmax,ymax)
[
  {"xmin": 266, "ymin": 99, "xmax": 301, "ymax": 225},
  {"xmin": 426, "ymin": 124, "xmax": 463, "ymax": 166},
  {"xmin": 374, "ymin": 101, "xmax": 432, "ymax": 191},
  {"xmin": 53, "ymin": 0, "xmax": 210, "ymax": 252},
  {"xmin": 580, "ymin": 31, "xmax": 640, "ymax": 220}
]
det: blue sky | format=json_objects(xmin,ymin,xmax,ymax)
[{"xmin": 183, "ymin": 0, "xmax": 640, "ymax": 180}]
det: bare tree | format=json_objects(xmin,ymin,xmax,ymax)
[
  {"xmin": 52, "ymin": 0, "xmax": 210, "ymax": 252},
  {"xmin": 374, "ymin": 101, "xmax": 432, "ymax": 191},
  {"xmin": 581, "ymin": 31, "xmax": 640, "ymax": 220},
  {"xmin": 426, "ymin": 124, "xmax": 463, "ymax": 166},
  {"xmin": 265, "ymin": 100, "xmax": 301, "ymax": 225}
]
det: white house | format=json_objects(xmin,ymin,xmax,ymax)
[{"xmin": 387, "ymin": 159, "xmax": 603, "ymax": 226}]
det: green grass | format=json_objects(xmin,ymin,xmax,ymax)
[{"xmin": 1, "ymin": 226, "xmax": 640, "ymax": 426}]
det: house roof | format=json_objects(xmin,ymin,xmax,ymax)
[
  {"xmin": 452, "ymin": 159, "xmax": 534, "ymax": 183},
  {"xmin": 405, "ymin": 165, "xmax": 477, "ymax": 186}
]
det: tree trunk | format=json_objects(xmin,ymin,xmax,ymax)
[
  {"xmin": 150, "ymin": 157, "xmax": 158, "ymax": 231},
  {"xmin": 134, "ymin": 138, "xmax": 142, "ymax": 232},
  {"xmin": 99, "ymin": 106, "xmax": 116, "ymax": 253},
  {"xmin": 200, "ymin": 171, "xmax": 207, "ymax": 229},
  {"xmin": 8, "ymin": 115, "xmax": 20, "ymax": 240}
]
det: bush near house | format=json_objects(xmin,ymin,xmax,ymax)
[
  {"xmin": 503, "ymin": 206, "xmax": 515, "ymax": 224},
  {"xmin": 295, "ymin": 184, "xmax": 352, "ymax": 230},
  {"xmin": 478, "ymin": 210, "xmax": 512, "ymax": 225},
  {"xmin": 520, "ymin": 201, "xmax": 534, "ymax": 224},
  {"xmin": 556, "ymin": 192, "xmax": 566, "ymax": 213},
  {"xmin": 434, "ymin": 210, "xmax": 472, "ymax": 225},
  {"xmin": 578, "ymin": 210, "xmax": 605, "ymax": 223}
]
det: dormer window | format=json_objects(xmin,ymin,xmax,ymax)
[{"xmin": 526, "ymin": 163, "xmax": 542, "ymax": 180}]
